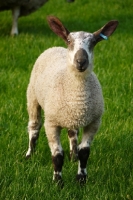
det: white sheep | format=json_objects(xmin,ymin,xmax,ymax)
[
  {"xmin": 0, "ymin": 0, "xmax": 48, "ymax": 35},
  {"xmin": 26, "ymin": 16, "xmax": 118, "ymax": 185}
]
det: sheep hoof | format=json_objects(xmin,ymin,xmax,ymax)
[
  {"xmin": 10, "ymin": 29, "xmax": 18, "ymax": 36},
  {"xmin": 76, "ymin": 174, "xmax": 86, "ymax": 185},
  {"xmin": 11, "ymin": 33, "xmax": 18, "ymax": 37},
  {"xmin": 25, "ymin": 154, "xmax": 31, "ymax": 159},
  {"xmin": 25, "ymin": 149, "xmax": 32, "ymax": 159},
  {"xmin": 54, "ymin": 174, "xmax": 64, "ymax": 188}
]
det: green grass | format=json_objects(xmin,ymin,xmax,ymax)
[{"xmin": 0, "ymin": 0, "xmax": 133, "ymax": 199}]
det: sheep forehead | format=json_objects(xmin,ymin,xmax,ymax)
[
  {"xmin": 70, "ymin": 31, "xmax": 93, "ymax": 42},
  {"xmin": 68, "ymin": 31, "xmax": 94, "ymax": 54}
]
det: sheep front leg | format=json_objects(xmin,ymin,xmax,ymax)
[
  {"xmin": 45, "ymin": 123, "xmax": 64, "ymax": 185},
  {"xmin": 77, "ymin": 120, "xmax": 101, "ymax": 184},
  {"xmin": 68, "ymin": 129, "xmax": 78, "ymax": 161}
]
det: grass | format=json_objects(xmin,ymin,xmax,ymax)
[{"xmin": 0, "ymin": 0, "xmax": 133, "ymax": 199}]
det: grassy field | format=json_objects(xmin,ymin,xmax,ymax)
[{"xmin": 0, "ymin": 0, "xmax": 133, "ymax": 199}]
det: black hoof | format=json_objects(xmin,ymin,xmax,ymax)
[
  {"xmin": 25, "ymin": 154, "xmax": 31, "ymax": 159},
  {"xmin": 76, "ymin": 174, "xmax": 86, "ymax": 185},
  {"xmin": 54, "ymin": 174, "xmax": 64, "ymax": 188}
]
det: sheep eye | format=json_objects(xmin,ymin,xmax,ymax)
[{"xmin": 67, "ymin": 39, "xmax": 71, "ymax": 44}]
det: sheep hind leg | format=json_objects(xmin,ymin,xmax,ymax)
[
  {"xmin": 11, "ymin": 6, "xmax": 20, "ymax": 36},
  {"xmin": 68, "ymin": 129, "xmax": 78, "ymax": 161},
  {"xmin": 26, "ymin": 103, "xmax": 42, "ymax": 158},
  {"xmin": 76, "ymin": 120, "xmax": 101, "ymax": 184}
]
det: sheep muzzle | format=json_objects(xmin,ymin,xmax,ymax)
[{"xmin": 74, "ymin": 49, "xmax": 89, "ymax": 72}]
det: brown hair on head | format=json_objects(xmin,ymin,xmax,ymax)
[
  {"xmin": 93, "ymin": 20, "xmax": 119, "ymax": 44},
  {"xmin": 47, "ymin": 16, "xmax": 70, "ymax": 43}
]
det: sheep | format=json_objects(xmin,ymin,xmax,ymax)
[
  {"xmin": 0, "ymin": 0, "xmax": 48, "ymax": 35},
  {"xmin": 26, "ymin": 16, "xmax": 118, "ymax": 185}
]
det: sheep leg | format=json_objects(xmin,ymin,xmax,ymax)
[
  {"xmin": 11, "ymin": 6, "xmax": 20, "ymax": 35},
  {"xmin": 77, "ymin": 120, "xmax": 101, "ymax": 184},
  {"xmin": 45, "ymin": 123, "xmax": 64, "ymax": 185},
  {"xmin": 26, "ymin": 101, "xmax": 42, "ymax": 158},
  {"xmin": 68, "ymin": 129, "xmax": 78, "ymax": 161}
]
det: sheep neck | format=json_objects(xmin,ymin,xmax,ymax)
[{"xmin": 62, "ymin": 67, "xmax": 92, "ymax": 101}]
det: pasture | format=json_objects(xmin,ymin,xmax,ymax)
[{"xmin": 0, "ymin": 0, "xmax": 133, "ymax": 199}]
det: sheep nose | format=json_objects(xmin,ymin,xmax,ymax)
[
  {"xmin": 74, "ymin": 49, "xmax": 89, "ymax": 72},
  {"xmin": 76, "ymin": 59, "xmax": 86, "ymax": 67}
]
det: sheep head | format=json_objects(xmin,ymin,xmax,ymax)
[{"xmin": 47, "ymin": 16, "xmax": 118, "ymax": 73}]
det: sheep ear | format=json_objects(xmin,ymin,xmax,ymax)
[
  {"xmin": 47, "ymin": 16, "xmax": 70, "ymax": 43},
  {"xmin": 93, "ymin": 20, "xmax": 119, "ymax": 44}
]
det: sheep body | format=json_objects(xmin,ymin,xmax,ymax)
[
  {"xmin": 28, "ymin": 47, "xmax": 103, "ymax": 130},
  {"xmin": 0, "ymin": 0, "xmax": 48, "ymax": 35},
  {"xmin": 26, "ymin": 16, "xmax": 118, "ymax": 185},
  {"xmin": 0, "ymin": 0, "xmax": 48, "ymax": 15}
]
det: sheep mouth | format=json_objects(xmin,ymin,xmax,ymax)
[
  {"xmin": 76, "ymin": 65, "xmax": 87, "ymax": 72},
  {"xmin": 77, "ymin": 68, "xmax": 86, "ymax": 72}
]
